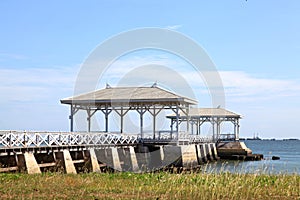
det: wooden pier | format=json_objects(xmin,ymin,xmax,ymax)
[
  {"xmin": 0, "ymin": 131, "xmax": 219, "ymax": 173},
  {"xmin": 0, "ymin": 85, "xmax": 259, "ymax": 173}
]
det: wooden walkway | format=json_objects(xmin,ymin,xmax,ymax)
[{"xmin": 0, "ymin": 131, "xmax": 214, "ymax": 151}]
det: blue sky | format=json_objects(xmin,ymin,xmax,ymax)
[{"xmin": 0, "ymin": 1, "xmax": 299, "ymax": 139}]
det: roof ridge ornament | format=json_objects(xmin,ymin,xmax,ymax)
[
  {"xmin": 106, "ymin": 83, "xmax": 112, "ymax": 89},
  {"xmin": 151, "ymin": 81, "xmax": 158, "ymax": 88}
]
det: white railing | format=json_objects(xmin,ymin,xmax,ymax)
[
  {"xmin": 178, "ymin": 133, "xmax": 213, "ymax": 143},
  {"xmin": 0, "ymin": 131, "xmax": 139, "ymax": 148},
  {"xmin": 218, "ymin": 133, "xmax": 236, "ymax": 141},
  {"xmin": 0, "ymin": 130, "xmax": 215, "ymax": 148},
  {"xmin": 144, "ymin": 131, "xmax": 214, "ymax": 143}
]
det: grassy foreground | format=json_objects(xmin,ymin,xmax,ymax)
[{"xmin": 0, "ymin": 172, "xmax": 299, "ymax": 200}]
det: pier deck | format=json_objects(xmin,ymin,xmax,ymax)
[
  {"xmin": 0, "ymin": 131, "xmax": 217, "ymax": 173},
  {"xmin": 0, "ymin": 131, "xmax": 213, "ymax": 149}
]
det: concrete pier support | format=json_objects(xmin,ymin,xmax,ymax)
[
  {"xmin": 199, "ymin": 144, "xmax": 208, "ymax": 163},
  {"xmin": 205, "ymin": 143, "xmax": 214, "ymax": 161},
  {"xmin": 181, "ymin": 145, "xmax": 198, "ymax": 168},
  {"xmin": 210, "ymin": 143, "xmax": 220, "ymax": 160},
  {"xmin": 24, "ymin": 152, "xmax": 41, "ymax": 174},
  {"xmin": 111, "ymin": 147, "xmax": 122, "ymax": 171},
  {"xmin": 62, "ymin": 150, "xmax": 77, "ymax": 174},
  {"xmin": 129, "ymin": 146, "xmax": 139, "ymax": 172},
  {"xmin": 196, "ymin": 145, "xmax": 204, "ymax": 164},
  {"xmin": 0, "ymin": 143, "xmax": 224, "ymax": 174},
  {"xmin": 160, "ymin": 146, "xmax": 164, "ymax": 161},
  {"xmin": 95, "ymin": 147, "xmax": 139, "ymax": 172},
  {"xmin": 89, "ymin": 148, "xmax": 101, "ymax": 172}
]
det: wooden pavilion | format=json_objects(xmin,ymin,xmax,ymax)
[
  {"xmin": 167, "ymin": 108, "xmax": 241, "ymax": 141},
  {"xmin": 60, "ymin": 84, "xmax": 197, "ymax": 139}
]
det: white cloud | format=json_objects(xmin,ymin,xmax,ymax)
[
  {"xmin": 0, "ymin": 66, "xmax": 81, "ymax": 131},
  {"xmin": 0, "ymin": 66, "xmax": 78, "ymax": 103},
  {"xmin": 219, "ymin": 71, "xmax": 300, "ymax": 102}
]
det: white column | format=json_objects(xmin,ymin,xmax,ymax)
[
  {"xmin": 70, "ymin": 104, "xmax": 74, "ymax": 132},
  {"xmin": 87, "ymin": 109, "xmax": 91, "ymax": 132},
  {"xmin": 176, "ymin": 106, "xmax": 179, "ymax": 139}
]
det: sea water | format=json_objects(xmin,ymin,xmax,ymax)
[{"xmin": 205, "ymin": 140, "xmax": 300, "ymax": 174}]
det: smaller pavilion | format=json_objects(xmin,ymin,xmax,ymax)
[
  {"xmin": 167, "ymin": 108, "xmax": 241, "ymax": 141},
  {"xmin": 60, "ymin": 84, "xmax": 198, "ymax": 139}
]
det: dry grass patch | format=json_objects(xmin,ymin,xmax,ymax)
[{"xmin": 0, "ymin": 172, "xmax": 299, "ymax": 199}]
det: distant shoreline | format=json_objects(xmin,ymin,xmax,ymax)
[{"xmin": 239, "ymin": 138, "xmax": 299, "ymax": 141}]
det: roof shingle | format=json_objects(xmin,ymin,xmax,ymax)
[{"xmin": 60, "ymin": 86, "xmax": 198, "ymax": 105}]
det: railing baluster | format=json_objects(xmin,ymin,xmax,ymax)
[{"xmin": 0, "ymin": 130, "xmax": 215, "ymax": 148}]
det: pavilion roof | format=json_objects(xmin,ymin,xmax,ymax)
[
  {"xmin": 167, "ymin": 108, "xmax": 241, "ymax": 118},
  {"xmin": 60, "ymin": 86, "xmax": 198, "ymax": 106}
]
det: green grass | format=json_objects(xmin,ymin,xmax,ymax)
[{"xmin": 0, "ymin": 172, "xmax": 299, "ymax": 200}]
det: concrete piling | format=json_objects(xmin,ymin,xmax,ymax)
[
  {"xmin": 111, "ymin": 147, "xmax": 122, "ymax": 172},
  {"xmin": 89, "ymin": 148, "xmax": 101, "ymax": 172},
  {"xmin": 62, "ymin": 150, "xmax": 77, "ymax": 174},
  {"xmin": 199, "ymin": 144, "xmax": 208, "ymax": 163},
  {"xmin": 129, "ymin": 146, "xmax": 139, "ymax": 172},
  {"xmin": 0, "ymin": 142, "xmax": 223, "ymax": 174},
  {"xmin": 210, "ymin": 143, "xmax": 220, "ymax": 160},
  {"xmin": 159, "ymin": 146, "xmax": 164, "ymax": 161},
  {"xmin": 181, "ymin": 145, "xmax": 198, "ymax": 169},
  {"xmin": 24, "ymin": 152, "xmax": 41, "ymax": 174},
  {"xmin": 205, "ymin": 143, "xmax": 214, "ymax": 161},
  {"xmin": 196, "ymin": 145, "xmax": 204, "ymax": 165}
]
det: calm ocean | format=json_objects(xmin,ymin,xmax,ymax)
[{"xmin": 205, "ymin": 140, "xmax": 300, "ymax": 174}]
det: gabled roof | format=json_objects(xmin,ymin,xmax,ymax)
[
  {"xmin": 189, "ymin": 108, "xmax": 241, "ymax": 118},
  {"xmin": 167, "ymin": 108, "xmax": 241, "ymax": 118},
  {"xmin": 60, "ymin": 86, "xmax": 198, "ymax": 106}
]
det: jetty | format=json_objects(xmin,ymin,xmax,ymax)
[{"xmin": 0, "ymin": 85, "xmax": 260, "ymax": 173}]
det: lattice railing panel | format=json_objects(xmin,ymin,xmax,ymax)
[
  {"xmin": 0, "ymin": 131, "xmax": 214, "ymax": 148},
  {"xmin": 0, "ymin": 131, "xmax": 139, "ymax": 148}
]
